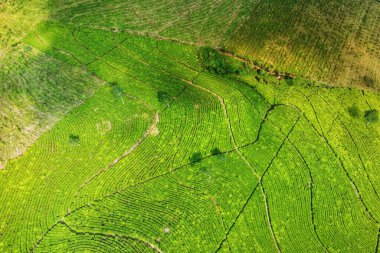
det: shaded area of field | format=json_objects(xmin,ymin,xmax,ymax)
[{"xmin": 0, "ymin": 22, "xmax": 379, "ymax": 252}]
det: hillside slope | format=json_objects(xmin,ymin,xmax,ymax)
[
  {"xmin": 0, "ymin": 22, "xmax": 379, "ymax": 252},
  {"xmin": 49, "ymin": 0, "xmax": 380, "ymax": 89},
  {"xmin": 227, "ymin": 0, "xmax": 380, "ymax": 90},
  {"xmin": 0, "ymin": 1, "xmax": 379, "ymax": 252}
]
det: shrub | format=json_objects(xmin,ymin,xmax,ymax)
[
  {"xmin": 69, "ymin": 134, "xmax": 80, "ymax": 144},
  {"xmin": 110, "ymin": 82, "xmax": 123, "ymax": 96},
  {"xmin": 157, "ymin": 91, "xmax": 171, "ymax": 105},
  {"xmin": 111, "ymin": 85, "xmax": 124, "ymax": 97},
  {"xmin": 211, "ymin": 147, "xmax": 222, "ymax": 156},
  {"xmin": 199, "ymin": 47, "xmax": 242, "ymax": 75},
  {"xmin": 348, "ymin": 105, "xmax": 360, "ymax": 118},
  {"xmin": 285, "ymin": 77, "xmax": 294, "ymax": 86},
  {"xmin": 363, "ymin": 76, "xmax": 374, "ymax": 87},
  {"xmin": 189, "ymin": 152, "xmax": 202, "ymax": 164},
  {"xmin": 109, "ymin": 82, "xmax": 125, "ymax": 103},
  {"xmin": 364, "ymin": 109, "xmax": 379, "ymax": 124}
]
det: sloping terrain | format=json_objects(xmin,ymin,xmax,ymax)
[
  {"xmin": 48, "ymin": 0, "xmax": 380, "ymax": 90},
  {"xmin": 0, "ymin": 1, "xmax": 380, "ymax": 252},
  {"xmin": 0, "ymin": 0, "xmax": 102, "ymax": 169},
  {"xmin": 227, "ymin": 0, "xmax": 380, "ymax": 90}
]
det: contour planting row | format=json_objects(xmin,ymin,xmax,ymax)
[
  {"xmin": 0, "ymin": 86, "xmax": 151, "ymax": 252},
  {"xmin": 35, "ymin": 223, "xmax": 155, "ymax": 253},
  {"xmin": 243, "ymin": 76, "xmax": 380, "ymax": 252},
  {"xmin": 227, "ymin": 0, "xmax": 379, "ymax": 88},
  {"xmin": 37, "ymin": 151, "xmax": 259, "ymax": 252},
  {"xmin": 5, "ymin": 18, "xmax": 379, "ymax": 253},
  {"xmin": 72, "ymin": 84, "xmax": 233, "ymax": 209},
  {"xmin": 0, "ymin": 45, "xmax": 101, "ymax": 169},
  {"xmin": 50, "ymin": 0, "xmax": 256, "ymax": 47},
  {"xmin": 262, "ymin": 83, "xmax": 380, "ymax": 223}
]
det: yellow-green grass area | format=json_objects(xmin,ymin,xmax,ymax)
[
  {"xmin": 0, "ymin": 1, "xmax": 108, "ymax": 170},
  {"xmin": 0, "ymin": 43, "xmax": 103, "ymax": 169},
  {"xmin": 0, "ymin": 21, "xmax": 379, "ymax": 252},
  {"xmin": 0, "ymin": 0, "xmax": 48, "ymax": 51},
  {"xmin": 227, "ymin": 0, "xmax": 380, "ymax": 90}
]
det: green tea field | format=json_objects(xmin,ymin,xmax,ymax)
[{"xmin": 0, "ymin": 1, "xmax": 379, "ymax": 252}]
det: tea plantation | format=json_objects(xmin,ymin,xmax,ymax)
[{"xmin": 0, "ymin": 1, "xmax": 379, "ymax": 252}]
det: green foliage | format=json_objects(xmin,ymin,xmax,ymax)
[
  {"xmin": 111, "ymin": 85, "xmax": 124, "ymax": 97},
  {"xmin": 211, "ymin": 147, "xmax": 222, "ymax": 156},
  {"xmin": 348, "ymin": 105, "xmax": 360, "ymax": 118},
  {"xmin": 199, "ymin": 47, "xmax": 243, "ymax": 75},
  {"xmin": 364, "ymin": 109, "xmax": 379, "ymax": 123},
  {"xmin": 189, "ymin": 152, "xmax": 202, "ymax": 164},
  {"xmin": 157, "ymin": 91, "xmax": 171, "ymax": 105},
  {"xmin": 1, "ymin": 17, "xmax": 379, "ymax": 253},
  {"xmin": 69, "ymin": 134, "xmax": 80, "ymax": 144}
]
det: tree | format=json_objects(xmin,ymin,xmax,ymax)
[
  {"xmin": 157, "ymin": 91, "xmax": 171, "ymax": 105},
  {"xmin": 189, "ymin": 152, "xmax": 202, "ymax": 164},
  {"xmin": 110, "ymin": 82, "xmax": 125, "ymax": 104},
  {"xmin": 69, "ymin": 134, "xmax": 80, "ymax": 144},
  {"xmin": 363, "ymin": 76, "xmax": 374, "ymax": 87},
  {"xmin": 199, "ymin": 47, "xmax": 242, "ymax": 75},
  {"xmin": 348, "ymin": 105, "xmax": 360, "ymax": 118},
  {"xmin": 211, "ymin": 147, "xmax": 222, "ymax": 156},
  {"xmin": 364, "ymin": 109, "xmax": 379, "ymax": 124}
]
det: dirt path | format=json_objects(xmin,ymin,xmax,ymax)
[
  {"xmin": 181, "ymin": 76, "xmax": 286, "ymax": 253},
  {"xmin": 71, "ymin": 112, "xmax": 159, "ymax": 207}
]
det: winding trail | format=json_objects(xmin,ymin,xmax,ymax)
[
  {"xmin": 295, "ymin": 89, "xmax": 379, "ymax": 225},
  {"xmin": 215, "ymin": 116, "xmax": 300, "ymax": 253},
  {"xmin": 285, "ymin": 135, "xmax": 330, "ymax": 252},
  {"xmin": 60, "ymin": 221, "xmax": 163, "ymax": 253},
  {"xmin": 71, "ymin": 112, "xmax": 160, "ymax": 207}
]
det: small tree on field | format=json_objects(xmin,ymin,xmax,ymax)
[
  {"xmin": 189, "ymin": 152, "xmax": 202, "ymax": 165},
  {"xmin": 110, "ymin": 82, "xmax": 125, "ymax": 104},
  {"xmin": 348, "ymin": 105, "xmax": 360, "ymax": 118},
  {"xmin": 364, "ymin": 109, "xmax": 379, "ymax": 124},
  {"xmin": 157, "ymin": 91, "xmax": 171, "ymax": 105},
  {"xmin": 211, "ymin": 147, "xmax": 222, "ymax": 156},
  {"xmin": 363, "ymin": 76, "xmax": 375, "ymax": 87},
  {"xmin": 69, "ymin": 134, "xmax": 80, "ymax": 144}
]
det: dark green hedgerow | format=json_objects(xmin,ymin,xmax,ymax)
[{"xmin": 199, "ymin": 47, "xmax": 246, "ymax": 75}]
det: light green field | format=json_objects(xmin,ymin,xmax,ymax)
[
  {"xmin": 0, "ymin": 0, "xmax": 103, "ymax": 169},
  {"xmin": 0, "ymin": 18, "xmax": 379, "ymax": 252}
]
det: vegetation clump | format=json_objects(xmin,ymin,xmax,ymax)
[
  {"xmin": 69, "ymin": 134, "xmax": 80, "ymax": 144},
  {"xmin": 110, "ymin": 82, "xmax": 125, "ymax": 103},
  {"xmin": 364, "ymin": 109, "xmax": 379, "ymax": 124},
  {"xmin": 157, "ymin": 91, "xmax": 171, "ymax": 105},
  {"xmin": 189, "ymin": 152, "xmax": 202, "ymax": 164},
  {"xmin": 211, "ymin": 147, "xmax": 223, "ymax": 157},
  {"xmin": 363, "ymin": 76, "xmax": 375, "ymax": 88},
  {"xmin": 348, "ymin": 105, "xmax": 360, "ymax": 118},
  {"xmin": 199, "ymin": 47, "xmax": 244, "ymax": 75}
]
